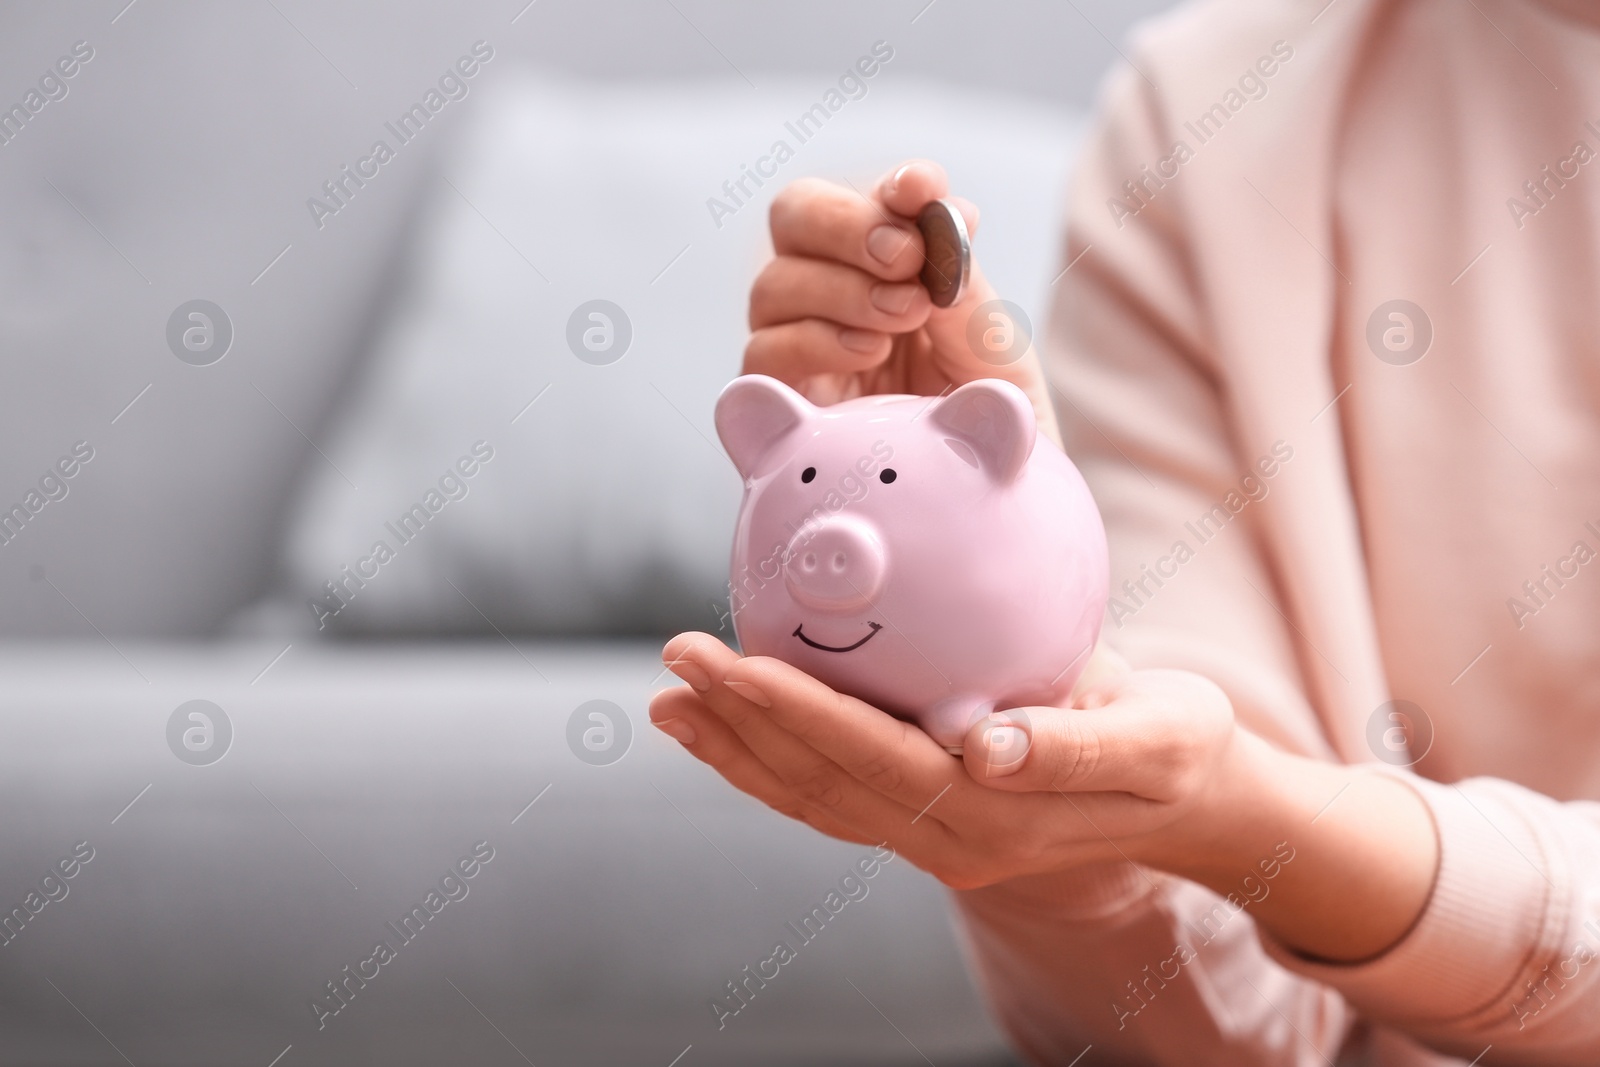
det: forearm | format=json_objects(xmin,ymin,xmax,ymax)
[
  {"xmin": 942, "ymin": 731, "xmax": 1434, "ymax": 1065},
  {"xmin": 952, "ymin": 853, "xmax": 1359, "ymax": 1065},
  {"xmin": 1144, "ymin": 729, "xmax": 1439, "ymax": 964},
  {"xmin": 1152, "ymin": 745, "xmax": 1600, "ymax": 1060}
]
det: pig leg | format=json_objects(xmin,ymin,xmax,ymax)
[{"xmin": 923, "ymin": 694, "xmax": 997, "ymax": 755}]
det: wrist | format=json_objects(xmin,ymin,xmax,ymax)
[
  {"xmin": 1130, "ymin": 724, "xmax": 1295, "ymax": 884},
  {"xmin": 1132, "ymin": 727, "xmax": 1440, "ymax": 962}
]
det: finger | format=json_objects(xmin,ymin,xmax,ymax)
[
  {"xmin": 769, "ymin": 177, "xmax": 924, "ymax": 281},
  {"xmin": 650, "ymin": 686, "xmax": 876, "ymax": 845},
  {"xmin": 749, "ymin": 256, "xmax": 931, "ymax": 332},
  {"xmin": 743, "ymin": 319, "xmax": 893, "ymax": 380},
  {"xmin": 872, "ymin": 164, "xmax": 1001, "ymax": 337},
  {"xmin": 871, "ymin": 164, "xmax": 1048, "ymax": 417},
  {"xmin": 874, "ymin": 162, "xmax": 982, "ymax": 249},
  {"xmin": 662, "ymin": 634, "xmax": 955, "ymax": 846},
  {"xmin": 924, "ymin": 261, "xmax": 1021, "ymax": 369},
  {"xmin": 1070, "ymin": 642, "xmax": 1134, "ymax": 708},
  {"xmin": 874, "ymin": 159, "xmax": 951, "ymax": 219},
  {"xmin": 964, "ymin": 670, "xmax": 1234, "ymax": 799},
  {"xmin": 720, "ymin": 653, "xmax": 963, "ymax": 812},
  {"xmin": 922, "ymin": 259, "xmax": 1061, "ymax": 444}
]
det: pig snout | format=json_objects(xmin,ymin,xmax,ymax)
[{"xmin": 783, "ymin": 516, "xmax": 886, "ymax": 612}]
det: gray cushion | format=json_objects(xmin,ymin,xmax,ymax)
[{"xmin": 276, "ymin": 74, "xmax": 1084, "ymax": 638}]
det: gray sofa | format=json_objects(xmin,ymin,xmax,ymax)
[
  {"xmin": 0, "ymin": 641, "xmax": 1011, "ymax": 1065},
  {"xmin": 0, "ymin": 3, "xmax": 1105, "ymax": 1062}
]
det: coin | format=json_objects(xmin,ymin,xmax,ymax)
[{"xmin": 916, "ymin": 199, "xmax": 970, "ymax": 308}]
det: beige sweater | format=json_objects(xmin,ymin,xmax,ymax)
[{"xmin": 953, "ymin": 0, "xmax": 1600, "ymax": 1063}]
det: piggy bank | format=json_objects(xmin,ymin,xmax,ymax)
[{"xmin": 714, "ymin": 374, "xmax": 1108, "ymax": 751}]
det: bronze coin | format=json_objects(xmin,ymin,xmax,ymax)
[{"xmin": 916, "ymin": 198, "xmax": 970, "ymax": 308}]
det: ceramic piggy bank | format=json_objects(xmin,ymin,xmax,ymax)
[{"xmin": 715, "ymin": 374, "xmax": 1108, "ymax": 751}]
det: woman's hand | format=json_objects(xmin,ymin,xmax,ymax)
[
  {"xmin": 648, "ymin": 632, "xmax": 1238, "ymax": 890},
  {"xmin": 651, "ymin": 632, "xmax": 1441, "ymax": 963},
  {"xmin": 746, "ymin": 158, "xmax": 1062, "ymax": 448}
]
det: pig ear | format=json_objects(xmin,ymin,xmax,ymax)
[
  {"xmin": 929, "ymin": 378, "xmax": 1036, "ymax": 484},
  {"xmin": 714, "ymin": 375, "xmax": 815, "ymax": 480}
]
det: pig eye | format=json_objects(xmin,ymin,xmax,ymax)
[
  {"xmin": 801, "ymin": 467, "xmax": 816, "ymax": 483},
  {"xmin": 879, "ymin": 468, "xmax": 897, "ymax": 484}
]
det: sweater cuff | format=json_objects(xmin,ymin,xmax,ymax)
[{"xmin": 1257, "ymin": 770, "xmax": 1554, "ymax": 1022}]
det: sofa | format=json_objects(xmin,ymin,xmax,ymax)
[{"xmin": 0, "ymin": 4, "xmax": 1089, "ymax": 1061}]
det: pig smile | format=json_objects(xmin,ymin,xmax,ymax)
[{"xmin": 792, "ymin": 622, "xmax": 883, "ymax": 653}]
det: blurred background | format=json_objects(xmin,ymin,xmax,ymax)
[{"xmin": 0, "ymin": 1, "xmax": 1173, "ymax": 1063}]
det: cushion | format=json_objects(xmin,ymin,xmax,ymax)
[{"xmin": 278, "ymin": 73, "xmax": 1084, "ymax": 637}]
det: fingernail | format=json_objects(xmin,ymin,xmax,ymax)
[
  {"xmin": 889, "ymin": 162, "xmax": 918, "ymax": 195},
  {"xmin": 724, "ymin": 679, "xmax": 772, "ymax": 708},
  {"xmin": 654, "ymin": 717, "xmax": 697, "ymax": 746},
  {"xmin": 866, "ymin": 225, "xmax": 911, "ymax": 265},
  {"xmin": 838, "ymin": 327, "xmax": 882, "ymax": 354},
  {"xmin": 983, "ymin": 725, "xmax": 1029, "ymax": 777},
  {"xmin": 665, "ymin": 656, "xmax": 712, "ymax": 692},
  {"xmin": 870, "ymin": 282, "xmax": 919, "ymax": 315}
]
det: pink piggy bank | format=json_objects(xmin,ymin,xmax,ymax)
[{"xmin": 715, "ymin": 374, "xmax": 1109, "ymax": 751}]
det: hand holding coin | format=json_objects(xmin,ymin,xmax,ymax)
[{"xmin": 743, "ymin": 158, "xmax": 1060, "ymax": 447}]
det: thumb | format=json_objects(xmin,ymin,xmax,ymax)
[
  {"xmin": 920, "ymin": 219, "xmax": 1026, "ymax": 378},
  {"xmin": 919, "ymin": 241, "xmax": 1058, "ymax": 447},
  {"xmin": 963, "ymin": 706, "xmax": 1108, "ymax": 792},
  {"xmin": 962, "ymin": 671, "xmax": 1232, "ymax": 798}
]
